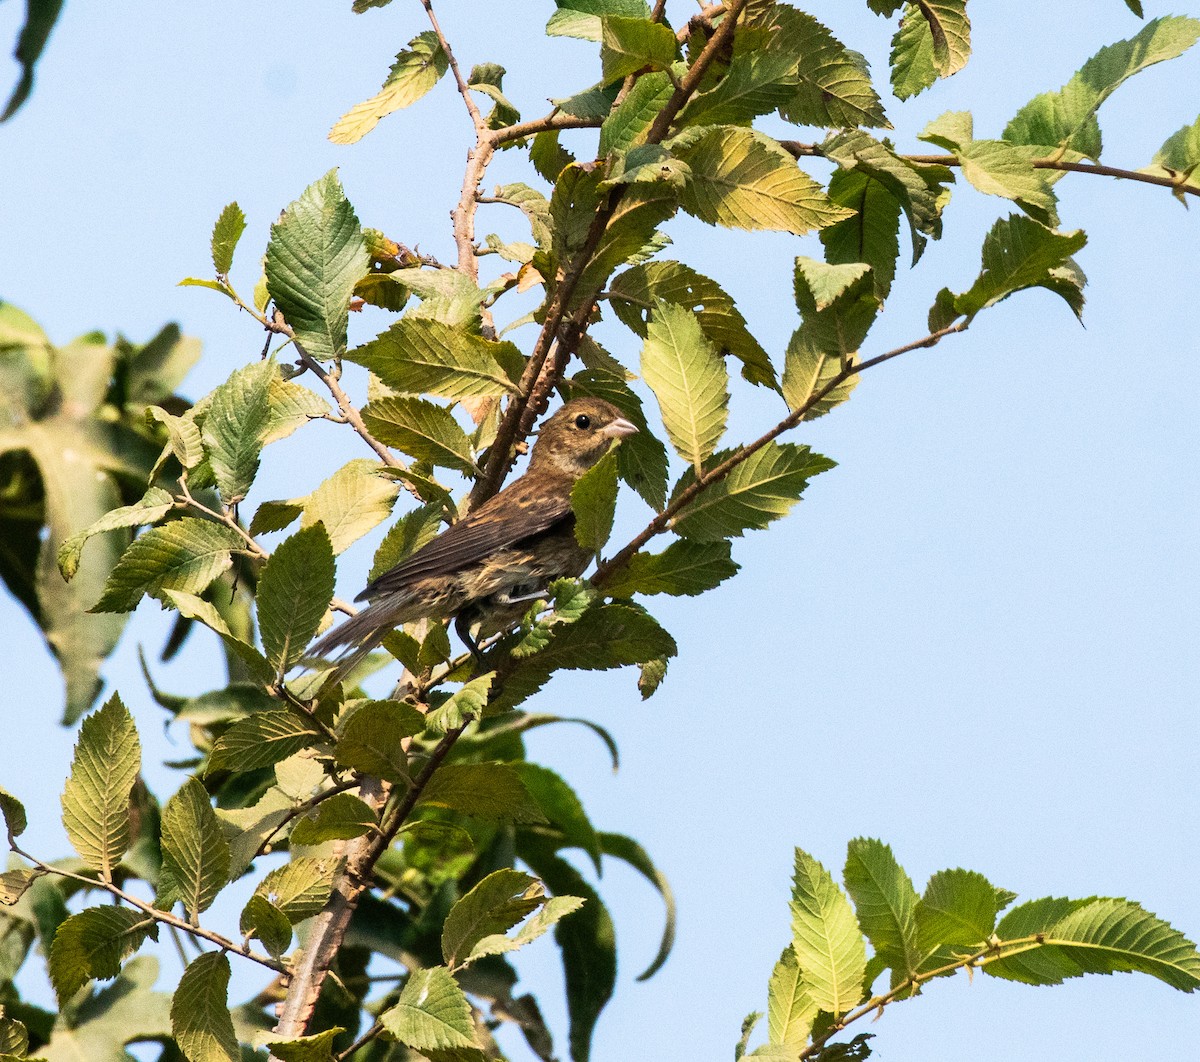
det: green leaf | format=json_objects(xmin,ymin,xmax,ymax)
[
  {"xmin": 672, "ymin": 443, "xmax": 835, "ymax": 542},
  {"xmin": 601, "ymin": 539, "xmax": 738, "ymax": 597},
  {"xmin": 262, "ymin": 1029, "xmax": 345, "ymax": 1062},
  {"xmin": 766, "ymin": 947, "xmax": 817, "ymax": 1048},
  {"xmin": 599, "ymin": 70, "xmax": 673, "ymax": 157},
  {"xmin": 843, "ymin": 839, "xmax": 920, "ymax": 987},
  {"xmin": 571, "ymin": 450, "xmax": 619, "ymax": 558},
  {"xmin": 989, "ymin": 897, "xmax": 1200, "ymax": 992},
  {"xmin": 944, "ymin": 214, "xmax": 1087, "ymax": 322},
  {"xmin": 370, "ymin": 502, "xmax": 445, "ymax": 581},
  {"xmin": 380, "ymin": 966, "xmax": 477, "ymax": 1051},
  {"xmin": 208, "ymin": 712, "xmax": 322, "ymax": 774},
  {"xmin": 159, "ymin": 589, "xmax": 275, "ymax": 686},
  {"xmin": 674, "ymin": 126, "xmax": 854, "ymax": 234},
  {"xmin": 465, "ymin": 895, "xmax": 586, "ymax": 971},
  {"xmin": 609, "ymin": 260, "xmax": 776, "ymax": 388},
  {"xmin": 258, "ymin": 524, "xmax": 335, "ymax": 677},
  {"xmin": 334, "ymin": 699, "xmax": 424, "ymax": 782},
  {"xmin": 426, "ymin": 673, "xmax": 494, "ymax": 734},
  {"xmin": 291, "ymin": 793, "xmax": 377, "ymax": 845},
  {"xmin": 767, "ymin": 6, "xmax": 889, "ymax": 128},
  {"xmin": 442, "ymin": 869, "xmax": 544, "ymax": 969},
  {"xmin": 157, "ymin": 778, "xmax": 231, "ymax": 920},
  {"xmin": 513, "ymin": 763, "xmax": 602, "ymax": 873},
  {"xmin": 329, "ymin": 32, "xmax": 449, "ymax": 144},
  {"xmin": 890, "ymin": 1, "xmax": 971, "ymax": 100},
  {"xmin": 1, "ymin": 0, "xmax": 65, "ymax": 121},
  {"xmin": 678, "ymin": 38, "xmax": 797, "ymax": 130},
  {"xmin": 0, "ymin": 785, "xmax": 27, "ymax": 839},
  {"xmin": 417, "ymin": 764, "xmax": 546, "ymax": 824},
  {"xmin": 1143, "ymin": 114, "xmax": 1200, "ymax": 196},
  {"xmin": 91, "ymin": 517, "xmax": 242, "ymax": 613},
  {"xmin": 640, "ymin": 300, "xmax": 728, "ymax": 471},
  {"xmin": 201, "ymin": 358, "xmax": 274, "ymax": 504},
  {"xmin": 294, "ymin": 458, "xmax": 401, "ymax": 554},
  {"xmin": 265, "ymin": 169, "xmax": 368, "ymax": 361},
  {"xmin": 638, "ymin": 657, "xmax": 667, "ymax": 698},
  {"xmin": 60, "ymin": 694, "xmax": 141, "ymax": 879},
  {"xmin": 1004, "ymin": 16, "xmax": 1200, "ymax": 159},
  {"xmin": 57, "ymin": 487, "xmax": 174, "ymax": 582},
  {"xmin": 362, "ymin": 397, "xmax": 477, "ymax": 474},
  {"xmin": 821, "ymin": 130, "xmax": 953, "ymax": 263},
  {"xmin": 915, "ymin": 867, "xmax": 1001, "ymax": 972},
  {"xmin": 789, "ymin": 848, "xmax": 867, "ymax": 1017},
  {"xmin": 548, "ymin": 0, "xmax": 650, "ymax": 41},
  {"xmin": 148, "ymin": 405, "xmax": 205, "ymax": 475},
  {"xmin": 210, "ymin": 202, "xmax": 247, "ymax": 276},
  {"xmin": 254, "ymin": 857, "xmax": 339, "ymax": 923},
  {"xmin": 239, "ymin": 894, "xmax": 292, "ymax": 958},
  {"xmin": 781, "ymin": 337, "xmax": 859, "ymax": 422},
  {"xmin": 599, "ymin": 16, "xmax": 677, "ymax": 83},
  {"xmin": 48, "ymin": 906, "xmax": 154, "ymax": 1003},
  {"xmin": 348, "ymin": 318, "xmax": 520, "ymax": 399},
  {"xmin": 266, "ymin": 374, "xmax": 330, "ymax": 443},
  {"xmin": 0, "ymin": 1013, "xmax": 29, "ymax": 1055},
  {"xmin": 171, "ymin": 952, "xmax": 239, "ymax": 1062}
]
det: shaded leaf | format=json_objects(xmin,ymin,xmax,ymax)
[
  {"xmin": 362, "ymin": 397, "xmax": 477, "ymax": 474},
  {"xmin": 48, "ymin": 906, "xmax": 153, "ymax": 1003},
  {"xmin": 380, "ymin": 966, "xmax": 477, "ymax": 1051},
  {"xmin": 599, "ymin": 16, "xmax": 676, "ymax": 83},
  {"xmin": 571, "ymin": 450, "xmax": 619, "ymax": 558},
  {"xmin": 601, "ymin": 539, "xmax": 738, "ymax": 598},
  {"xmin": 291, "ymin": 793, "xmax": 376, "ymax": 845},
  {"xmin": 208, "ymin": 711, "xmax": 322, "ymax": 774},
  {"xmin": 58, "ymin": 487, "xmax": 174, "ymax": 582},
  {"xmin": 258, "ymin": 524, "xmax": 335, "ymax": 676},
  {"xmin": 240, "ymin": 894, "xmax": 292, "ymax": 958},
  {"xmin": 334, "ymin": 699, "xmax": 424, "ymax": 782},
  {"xmin": 254, "ymin": 858, "xmax": 339, "ymax": 923},
  {"xmin": 171, "ymin": 952, "xmax": 239, "ymax": 1062},
  {"xmin": 417, "ymin": 764, "xmax": 546, "ymax": 824},
  {"xmin": 442, "ymin": 869, "xmax": 544, "ymax": 969}
]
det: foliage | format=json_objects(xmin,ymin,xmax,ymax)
[{"xmin": 3, "ymin": 3, "xmax": 1199, "ymax": 1062}]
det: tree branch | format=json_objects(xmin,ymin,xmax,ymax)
[
  {"xmin": 780, "ymin": 140, "xmax": 1200, "ymax": 199},
  {"xmin": 595, "ymin": 321, "xmax": 969, "ymax": 583}
]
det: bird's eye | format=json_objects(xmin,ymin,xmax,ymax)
[{"xmin": 574, "ymin": 414, "xmax": 592, "ymax": 429}]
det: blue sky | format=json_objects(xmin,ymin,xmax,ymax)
[{"xmin": 2, "ymin": 2, "xmax": 1198, "ymax": 1059}]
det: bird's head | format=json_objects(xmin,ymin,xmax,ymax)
[{"xmin": 527, "ymin": 398, "xmax": 638, "ymax": 478}]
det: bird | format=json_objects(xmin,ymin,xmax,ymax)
[{"xmin": 311, "ymin": 397, "xmax": 637, "ymax": 679}]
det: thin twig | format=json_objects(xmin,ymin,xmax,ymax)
[
  {"xmin": 780, "ymin": 140, "xmax": 1200, "ymax": 199},
  {"xmin": 335, "ymin": 1019, "xmax": 385, "ymax": 1061},
  {"xmin": 421, "ymin": 0, "xmax": 485, "ymax": 133},
  {"xmin": 595, "ymin": 321, "xmax": 969, "ymax": 583},
  {"xmin": 489, "ymin": 112, "xmax": 605, "ymax": 146},
  {"xmin": 10, "ymin": 845, "xmax": 286, "ymax": 974},
  {"xmin": 252, "ymin": 777, "xmax": 367, "ymax": 860}
]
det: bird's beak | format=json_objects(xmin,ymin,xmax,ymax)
[{"xmin": 600, "ymin": 417, "xmax": 639, "ymax": 439}]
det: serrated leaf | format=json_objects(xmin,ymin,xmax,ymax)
[
  {"xmin": 1147, "ymin": 114, "xmax": 1200, "ymax": 190},
  {"xmin": 442, "ymin": 869, "xmax": 544, "ymax": 969},
  {"xmin": 48, "ymin": 906, "xmax": 154, "ymax": 1003},
  {"xmin": 426, "ymin": 673, "xmax": 494, "ymax": 734},
  {"xmin": 91, "ymin": 517, "xmax": 242, "ymax": 614},
  {"xmin": 266, "ymin": 375, "xmax": 330, "ymax": 443},
  {"xmin": 158, "ymin": 777, "xmax": 231, "ymax": 920},
  {"xmin": 171, "ymin": 952, "xmax": 239, "ymax": 1062},
  {"xmin": 781, "ymin": 338, "xmax": 859, "ymax": 422},
  {"xmin": 843, "ymin": 839, "xmax": 920, "ymax": 987},
  {"xmin": 160, "ymin": 589, "xmax": 275, "ymax": 685},
  {"xmin": 0, "ymin": 866, "xmax": 41, "ymax": 905},
  {"xmin": 148, "ymin": 405, "xmax": 205, "ymax": 470},
  {"xmin": 60, "ymin": 695, "xmax": 140, "ymax": 879},
  {"xmin": 679, "ymin": 38, "xmax": 797, "ymax": 129},
  {"xmin": 290, "ymin": 792, "xmax": 376, "ymax": 845},
  {"xmin": 638, "ymin": 656, "xmax": 667, "ymax": 698},
  {"xmin": 789, "ymin": 848, "xmax": 867, "ymax": 1017},
  {"xmin": 201, "ymin": 358, "xmax": 274, "ymax": 504},
  {"xmin": 208, "ymin": 712, "xmax": 322, "ymax": 774},
  {"xmin": 57, "ymin": 487, "xmax": 175, "ymax": 581},
  {"xmin": 767, "ymin": 947, "xmax": 817, "ymax": 1048},
  {"xmin": 640, "ymin": 300, "xmax": 728, "ymax": 471},
  {"xmin": 211, "ymin": 202, "xmax": 246, "ymax": 276},
  {"xmin": 265, "ymin": 169, "xmax": 368, "ymax": 361},
  {"xmin": 601, "ymin": 539, "xmax": 738, "ymax": 597},
  {"xmin": 547, "ymin": 0, "xmax": 650, "ymax": 41},
  {"xmin": 983, "ymin": 895, "xmax": 1094, "ymax": 985},
  {"xmin": 466, "ymin": 894, "xmax": 587, "ymax": 969},
  {"xmin": 240, "ymin": 894, "xmax": 292, "ymax": 958},
  {"xmin": 254, "ymin": 857, "xmax": 338, "ymax": 923},
  {"xmin": 417, "ymin": 763, "xmax": 547, "ymax": 823},
  {"xmin": 369, "ymin": 503, "xmax": 444, "ymax": 581},
  {"xmin": 599, "ymin": 16, "xmax": 677, "ymax": 83},
  {"xmin": 262, "ymin": 1029, "xmax": 345, "ymax": 1062},
  {"xmin": 599, "ymin": 70, "xmax": 672, "ymax": 157},
  {"xmin": 362, "ymin": 397, "xmax": 477, "ymax": 473},
  {"xmin": 258, "ymin": 524, "xmax": 335, "ymax": 677},
  {"xmin": 295, "ymin": 458, "xmax": 400, "ymax": 554},
  {"xmin": 329, "ymin": 32, "xmax": 448, "ymax": 144},
  {"xmin": 609, "ymin": 260, "xmax": 776, "ymax": 388},
  {"xmin": 890, "ymin": 0, "xmax": 971, "ymax": 100},
  {"xmin": 348, "ymin": 318, "xmax": 520, "ymax": 399},
  {"xmin": 571, "ymin": 450, "xmax": 619, "ymax": 558},
  {"xmin": 380, "ymin": 966, "xmax": 477, "ymax": 1051},
  {"xmin": 947, "ymin": 214, "xmax": 1087, "ymax": 321},
  {"xmin": 1004, "ymin": 17, "xmax": 1200, "ymax": 159},
  {"xmin": 672, "ymin": 443, "xmax": 834, "ymax": 541},
  {"xmin": 674, "ymin": 126, "xmax": 854, "ymax": 234},
  {"xmin": 334, "ymin": 699, "xmax": 424, "ymax": 782},
  {"xmin": 915, "ymin": 867, "xmax": 1001, "ymax": 971}
]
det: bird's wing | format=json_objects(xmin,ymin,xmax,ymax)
[{"xmin": 358, "ymin": 472, "xmax": 574, "ymax": 599}]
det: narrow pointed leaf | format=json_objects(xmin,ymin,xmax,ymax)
[
  {"xmin": 789, "ymin": 848, "xmax": 867, "ymax": 1017},
  {"xmin": 158, "ymin": 777, "xmax": 231, "ymax": 919},
  {"xmin": 843, "ymin": 838, "xmax": 920, "ymax": 986}
]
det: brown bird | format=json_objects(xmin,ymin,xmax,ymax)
[{"xmin": 311, "ymin": 397, "xmax": 637, "ymax": 677}]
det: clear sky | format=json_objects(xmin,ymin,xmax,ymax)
[{"xmin": 2, "ymin": 2, "xmax": 1198, "ymax": 1059}]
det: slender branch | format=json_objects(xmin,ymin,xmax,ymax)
[
  {"xmin": 780, "ymin": 140, "xmax": 1200, "ymax": 199},
  {"xmin": 490, "ymin": 112, "xmax": 605, "ymax": 146},
  {"xmin": 799, "ymin": 935, "xmax": 1046, "ymax": 1058},
  {"xmin": 420, "ymin": 0, "xmax": 485, "ymax": 133},
  {"xmin": 176, "ymin": 480, "xmax": 269, "ymax": 560},
  {"xmin": 10, "ymin": 845, "xmax": 286, "ymax": 974},
  {"xmin": 595, "ymin": 321, "xmax": 969, "ymax": 583},
  {"xmin": 252, "ymin": 777, "xmax": 365, "ymax": 861},
  {"xmin": 471, "ymin": 0, "xmax": 751, "ymax": 507}
]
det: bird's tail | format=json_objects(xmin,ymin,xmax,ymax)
[{"xmin": 309, "ymin": 595, "xmax": 421, "ymax": 687}]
